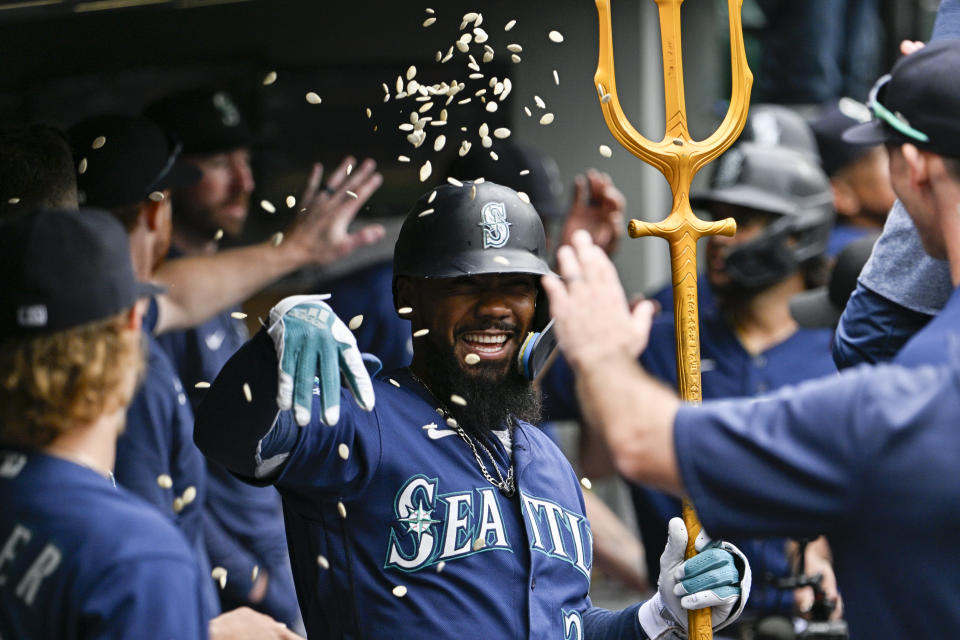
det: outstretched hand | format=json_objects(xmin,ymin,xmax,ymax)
[
  {"xmin": 560, "ymin": 169, "xmax": 626, "ymax": 255},
  {"xmin": 284, "ymin": 157, "xmax": 386, "ymax": 266},
  {"xmin": 543, "ymin": 230, "xmax": 655, "ymax": 371}
]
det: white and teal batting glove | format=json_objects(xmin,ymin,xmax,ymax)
[
  {"xmin": 267, "ymin": 295, "xmax": 375, "ymax": 426},
  {"xmin": 638, "ymin": 517, "xmax": 751, "ymax": 639}
]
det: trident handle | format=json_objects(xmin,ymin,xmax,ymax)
[{"xmin": 595, "ymin": 1, "xmax": 752, "ymax": 638}]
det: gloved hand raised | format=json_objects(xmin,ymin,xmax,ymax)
[
  {"xmin": 639, "ymin": 517, "xmax": 751, "ymax": 639},
  {"xmin": 267, "ymin": 294, "xmax": 375, "ymax": 426}
]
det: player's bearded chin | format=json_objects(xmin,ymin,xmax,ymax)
[{"xmin": 419, "ymin": 328, "xmax": 541, "ymax": 435}]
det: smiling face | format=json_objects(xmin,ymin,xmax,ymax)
[
  {"xmin": 400, "ymin": 273, "xmax": 538, "ymax": 380},
  {"xmin": 172, "ymin": 148, "xmax": 254, "ymax": 240}
]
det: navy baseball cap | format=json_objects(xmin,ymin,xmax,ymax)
[
  {"xmin": 789, "ymin": 231, "xmax": 880, "ymax": 328},
  {"xmin": 812, "ymin": 98, "xmax": 875, "ymax": 176},
  {"xmin": 0, "ymin": 208, "xmax": 165, "ymax": 338},
  {"xmin": 843, "ymin": 39, "xmax": 960, "ymax": 159},
  {"xmin": 69, "ymin": 114, "xmax": 201, "ymax": 209},
  {"xmin": 144, "ymin": 87, "xmax": 254, "ymax": 155}
]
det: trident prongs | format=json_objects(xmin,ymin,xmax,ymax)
[{"xmin": 594, "ymin": 2, "xmax": 753, "ymax": 639}]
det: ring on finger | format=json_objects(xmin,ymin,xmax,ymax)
[{"xmin": 320, "ymin": 183, "xmax": 336, "ymax": 195}]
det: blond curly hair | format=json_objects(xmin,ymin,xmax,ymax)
[{"xmin": 0, "ymin": 311, "xmax": 145, "ymax": 448}]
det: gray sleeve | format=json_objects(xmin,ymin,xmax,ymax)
[{"xmin": 856, "ymin": 200, "xmax": 952, "ymax": 315}]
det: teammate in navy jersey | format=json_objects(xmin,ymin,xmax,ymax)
[
  {"xmin": 196, "ymin": 181, "xmax": 752, "ymax": 639},
  {"xmin": 545, "ymin": 38, "xmax": 960, "ymax": 640},
  {"xmin": 0, "ymin": 208, "xmax": 207, "ymax": 640}
]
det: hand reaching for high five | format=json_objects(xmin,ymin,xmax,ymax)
[
  {"xmin": 283, "ymin": 156, "xmax": 386, "ymax": 267},
  {"xmin": 559, "ymin": 169, "xmax": 626, "ymax": 255}
]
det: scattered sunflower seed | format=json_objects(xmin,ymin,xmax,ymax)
[
  {"xmin": 91, "ymin": 135, "xmax": 106, "ymax": 149},
  {"xmin": 485, "ymin": 101, "xmax": 498, "ymax": 112},
  {"xmin": 456, "ymin": 39, "xmax": 470, "ymax": 53},
  {"xmin": 413, "ymin": 328, "xmax": 430, "ymax": 337},
  {"xmin": 469, "ymin": 73, "xmax": 484, "ymax": 80},
  {"xmin": 422, "ymin": 16, "xmax": 436, "ymax": 27},
  {"xmin": 346, "ymin": 163, "xmax": 353, "ymax": 175},
  {"xmin": 539, "ymin": 113, "xmax": 555, "ymax": 125},
  {"xmin": 338, "ymin": 501, "xmax": 347, "ymax": 518},
  {"xmin": 212, "ymin": 229, "xmax": 224, "ymax": 241},
  {"xmin": 489, "ymin": 151, "xmax": 499, "ymax": 161},
  {"xmin": 286, "ymin": 195, "xmax": 297, "ymax": 208},
  {"xmin": 317, "ymin": 555, "xmax": 330, "ymax": 570},
  {"xmin": 524, "ymin": 106, "xmax": 532, "ymax": 117},
  {"xmin": 507, "ymin": 43, "xmax": 522, "ymax": 53},
  {"xmin": 399, "ymin": 123, "xmax": 414, "ymax": 132},
  {"xmin": 519, "ymin": 169, "xmax": 530, "ymax": 176},
  {"xmin": 473, "ymin": 27, "xmax": 488, "ymax": 43},
  {"xmin": 157, "ymin": 474, "xmax": 173, "ymax": 489},
  {"xmin": 398, "ymin": 306, "xmax": 414, "ymax": 315},
  {"xmin": 231, "ymin": 311, "xmax": 248, "ymax": 319},
  {"xmin": 534, "ymin": 95, "xmax": 546, "ymax": 109},
  {"xmin": 419, "ymin": 160, "xmax": 432, "ymax": 182},
  {"xmin": 470, "ymin": 184, "xmax": 477, "ymax": 200},
  {"xmin": 251, "ymin": 565, "xmax": 259, "ymax": 582},
  {"xmin": 553, "ymin": 69, "xmax": 560, "ymax": 85},
  {"xmin": 182, "ymin": 485, "xmax": 197, "ymax": 505},
  {"xmin": 427, "ymin": 190, "xmax": 437, "ymax": 204},
  {"xmin": 345, "ymin": 190, "xmax": 359, "ymax": 199},
  {"xmin": 434, "ymin": 135, "xmax": 447, "ymax": 151},
  {"xmin": 406, "ymin": 65, "xmax": 417, "ymax": 80},
  {"xmin": 305, "ymin": 92, "xmax": 322, "ymax": 105},
  {"xmin": 493, "ymin": 127, "xmax": 511, "ymax": 139},
  {"xmin": 549, "ymin": 30, "xmax": 564, "ymax": 43},
  {"xmin": 418, "ymin": 206, "xmax": 434, "ymax": 217},
  {"xmin": 392, "ymin": 585, "xmax": 408, "ymax": 598},
  {"xmin": 446, "ymin": 416, "xmax": 458, "ymax": 427},
  {"xmin": 447, "ymin": 177, "xmax": 464, "ymax": 187},
  {"xmin": 504, "ymin": 19, "xmax": 516, "ymax": 31},
  {"xmin": 262, "ymin": 70, "xmax": 278, "ymax": 85},
  {"xmin": 148, "ymin": 191, "xmax": 165, "ymax": 202},
  {"xmin": 517, "ymin": 191, "xmax": 531, "ymax": 204},
  {"xmin": 465, "ymin": 353, "xmax": 481, "ymax": 365},
  {"xmin": 78, "ymin": 157, "xmax": 88, "ymax": 174},
  {"xmin": 481, "ymin": 136, "xmax": 493, "ymax": 148},
  {"xmin": 348, "ymin": 315, "xmax": 364, "ymax": 330},
  {"xmin": 436, "ymin": 561, "xmax": 446, "ymax": 573},
  {"xmin": 243, "ymin": 383, "xmax": 253, "ymax": 403},
  {"xmin": 493, "ymin": 256, "xmax": 511, "ymax": 265},
  {"xmin": 473, "ymin": 537, "xmax": 485, "ymax": 550},
  {"xmin": 580, "ymin": 476, "xmax": 593, "ymax": 490},
  {"xmin": 211, "ymin": 567, "xmax": 227, "ymax": 590},
  {"xmin": 459, "ymin": 140, "xmax": 472, "ymax": 156},
  {"xmin": 194, "ymin": 381, "xmax": 211, "ymax": 389},
  {"xmin": 511, "ymin": 54, "xmax": 521, "ymax": 64},
  {"xmin": 450, "ymin": 394, "xmax": 467, "ymax": 406},
  {"xmin": 270, "ymin": 232, "xmax": 284, "ymax": 247},
  {"xmin": 457, "ymin": 98, "xmax": 472, "ymax": 105},
  {"xmin": 388, "ymin": 378, "xmax": 401, "ymax": 387},
  {"xmin": 435, "ymin": 50, "xmax": 442, "ymax": 61},
  {"xmin": 173, "ymin": 497, "xmax": 184, "ymax": 513},
  {"xmin": 483, "ymin": 51, "xmax": 494, "ymax": 63},
  {"xmin": 398, "ymin": 155, "xmax": 411, "ymax": 163},
  {"xmin": 338, "ymin": 443, "xmax": 350, "ymax": 460},
  {"xmin": 425, "ymin": 7, "xmax": 434, "ymax": 14},
  {"xmin": 599, "ymin": 144, "xmax": 613, "ymax": 158},
  {"xmin": 261, "ymin": 199, "xmax": 276, "ymax": 213}
]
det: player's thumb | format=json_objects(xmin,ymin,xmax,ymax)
[{"xmin": 661, "ymin": 517, "xmax": 688, "ymax": 569}]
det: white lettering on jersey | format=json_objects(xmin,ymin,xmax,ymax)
[
  {"xmin": 440, "ymin": 493, "xmax": 474, "ymax": 557},
  {"xmin": 386, "ymin": 476, "xmax": 438, "ymax": 570},
  {"xmin": 0, "ymin": 525, "xmax": 31, "ymax": 586},
  {"xmin": 520, "ymin": 493, "xmax": 593, "ymax": 577},
  {"xmin": 563, "ymin": 609, "xmax": 584, "ymax": 640},
  {"xmin": 16, "ymin": 544, "xmax": 61, "ymax": 606}
]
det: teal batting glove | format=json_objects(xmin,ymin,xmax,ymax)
[
  {"xmin": 267, "ymin": 295, "xmax": 375, "ymax": 426},
  {"xmin": 638, "ymin": 517, "xmax": 751, "ymax": 639}
]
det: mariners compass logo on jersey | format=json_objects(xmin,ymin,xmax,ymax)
[{"xmin": 478, "ymin": 201, "xmax": 511, "ymax": 249}]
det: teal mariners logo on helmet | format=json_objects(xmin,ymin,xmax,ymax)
[
  {"xmin": 478, "ymin": 201, "xmax": 511, "ymax": 249},
  {"xmin": 212, "ymin": 91, "xmax": 241, "ymax": 127}
]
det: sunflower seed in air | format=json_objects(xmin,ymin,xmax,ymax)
[
  {"xmin": 473, "ymin": 27, "xmax": 488, "ymax": 43},
  {"xmin": 450, "ymin": 394, "xmax": 467, "ymax": 406},
  {"xmin": 485, "ymin": 101, "xmax": 498, "ymax": 112},
  {"xmin": 473, "ymin": 537, "xmax": 485, "ymax": 550},
  {"xmin": 446, "ymin": 416, "xmax": 458, "ymax": 427},
  {"xmin": 231, "ymin": 311, "xmax": 247, "ymax": 319},
  {"xmin": 260, "ymin": 199, "xmax": 276, "ymax": 213},
  {"xmin": 459, "ymin": 140, "xmax": 472, "ymax": 156},
  {"xmin": 457, "ymin": 98, "xmax": 472, "ymax": 105},
  {"xmin": 398, "ymin": 306, "xmax": 414, "ymax": 315},
  {"xmin": 418, "ymin": 102, "xmax": 434, "ymax": 113},
  {"xmin": 338, "ymin": 501, "xmax": 347, "ymax": 518},
  {"xmin": 173, "ymin": 497, "xmax": 185, "ymax": 513},
  {"xmin": 428, "ymin": 190, "xmax": 437, "ymax": 204},
  {"xmin": 423, "ymin": 17, "xmax": 436, "ymax": 27},
  {"xmin": 317, "ymin": 555, "xmax": 330, "ymax": 570},
  {"xmin": 214, "ymin": 229, "xmax": 224, "ymax": 241},
  {"xmin": 78, "ymin": 157, "xmax": 88, "ymax": 174},
  {"xmin": 425, "ymin": 7, "xmax": 434, "ymax": 14},
  {"xmin": 338, "ymin": 443, "xmax": 350, "ymax": 460},
  {"xmin": 524, "ymin": 106, "xmax": 532, "ymax": 117},
  {"xmin": 511, "ymin": 54, "xmax": 521, "ymax": 64},
  {"xmin": 580, "ymin": 476, "xmax": 593, "ymax": 490},
  {"xmin": 418, "ymin": 208, "xmax": 434, "ymax": 217},
  {"xmin": 388, "ymin": 378, "xmax": 401, "ymax": 387},
  {"xmin": 489, "ymin": 151, "xmax": 499, "ymax": 161},
  {"xmin": 434, "ymin": 135, "xmax": 447, "ymax": 151},
  {"xmin": 539, "ymin": 113, "xmax": 555, "ymax": 125},
  {"xmin": 465, "ymin": 353, "xmax": 481, "ymax": 365},
  {"xmin": 419, "ymin": 160, "xmax": 432, "ymax": 182},
  {"xmin": 482, "ymin": 136, "xmax": 493, "ymax": 148},
  {"xmin": 91, "ymin": 136, "xmax": 106, "ymax": 149},
  {"xmin": 553, "ymin": 69, "xmax": 560, "ymax": 85},
  {"xmin": 148, "ymin": 191, "xmax": 164, "ymax": 202},
  {"xmin": 549, "ymin": 30, "xmax": 564, "ymax": 43},
  {"xmin": 436, "ymin": 561, "xmax": 446, "ymax": 572},
  {"xmin": 211, "ymin": 567, "xmax": 227, "ymax": 590},
  {"xmin": 262, "ymin": 71, "xmax": 277, "ymax": 85},
  {"xmin": 413, "ymin": 328, "xmax": 430, "ymax": 337},
  {"xmin": 599, "ymin": 145, "xmax": 613, "ymax": 158},
  {"xmin": 517, "ymin": 191, "xmax": 531, "ymax": 204},
  {"xmin": 507, "ymin": 43, "xmax": 522, "ymax": 53},
  {"xmin": 505, "ymin": 19, "xmax": 516, "ymax": 31},
  {"xmin": 392, "ymin": 585, "xmax": 408, "ymax": 598},
  {"xmin": 286, "ymin": 195, "xmax": 296, "ymax": 208},
  {"xmin": 346, "ymin": 163, "xmax": 353, "ymax": 175},
  {"xmin": 493, "ymin": 127, "xmax": 511, "ymax": 139},
  {"xmin": 349, "ymin": 315, "xmax": 364, "ymax": 330},
  {"xmin": 345, "ymin": 190, "xmax": 358, "ymax": 199},
  {"xmin": 157, "ymin": 474, "xmax": 173, "ymax": 489},
  {"xmin": 251, "ymin": 565, "xmax": 259, "ymax": 582},
  {"xmin": 447, "ymin": 177, "xmax": 463, "ymax": 187},
  {"xmin": 305, "ymin": 92, "xmax": 322, "ymax": 105},
  {"xmin": 398, "ymin": 155, "xmax": 411, "ymax": 163},
  {"xmin": 470, "ymin": 185, "xmax": 477, "ymax": 200},
  {"xmin": 182, "ymin": 485, "xmax": 197, "ymax": 505},
  {"xmin": 195, "ymin": 381, "xmax": 211, "ymax": 389},
  {"xmin": 519, "ymin": 169, "xmax": 530, "ymax": 175},
  {"xmin": 270, "ymin": 232, "xmax": 284, "ymax": 247}
]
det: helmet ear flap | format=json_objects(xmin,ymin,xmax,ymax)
[{"xmin": 532, "ymin": 285, "xmax": 550, "ymax": 333}]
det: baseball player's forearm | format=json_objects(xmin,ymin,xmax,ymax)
[
  {"xmin": 581, "ymin": 603, "xmax": 649, "ymax": 639},
  {"xmin": 153, "ymin": 240, "xmax": 310, "ymax": 335},
  {"xmin": 195, "ymin": 329, "xmax": 289, "ymax": 480},
  {"xmin": 573, "ymin": 354, "xmax": 683, "ymax": 497}
]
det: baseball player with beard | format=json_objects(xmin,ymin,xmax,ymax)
[{"xmin": 195, "ymin": 181, "xmax": 752, "ymax": 639}]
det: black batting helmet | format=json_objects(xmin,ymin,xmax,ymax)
[
  {"xmin": 693, "ymin": 143, "xmax": 835, "ymax": 289},
  {"xmin": 393, "ymin": 181, "xmax": 553, "ymax": 326}
]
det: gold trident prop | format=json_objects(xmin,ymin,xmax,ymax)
[{"xmin": 594, "ymin": 1, "xmax": 752, "ymax": 638}]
